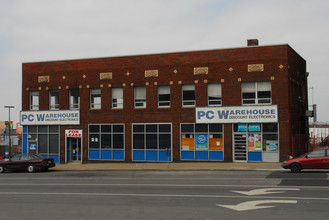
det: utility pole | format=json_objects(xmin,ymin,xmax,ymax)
[{"xmin": 4, "ymin": 106, "xmax": 14, "ymax": 158}]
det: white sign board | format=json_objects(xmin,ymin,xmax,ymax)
[
  {"xmin": 196, "ymin": 105, "xmax": 278, "ymax": 123},
  {"xmin": 20, "ymin": 110, "xmax": 80, "ymax": 125}
]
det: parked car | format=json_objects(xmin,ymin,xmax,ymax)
[
  {"xmin": 282, "ymin": 148, "xmax": 329, "ymax": 173},
  {"xmin": 0, "ymin": 153, "xmax": 55, "ymax": 173}
]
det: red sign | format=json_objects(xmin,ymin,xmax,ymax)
[{"xmin": 65, "ymin": 130, "xmax": 82, "ymax": 137}]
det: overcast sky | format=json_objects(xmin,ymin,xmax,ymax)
[{"xmin": 1, "ymin": 0, "xmax": 329, "ymax": 125}]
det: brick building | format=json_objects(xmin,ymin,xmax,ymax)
[{"xmin": 21, "ymin": 40, "xmax": 309, "ymax": 164}]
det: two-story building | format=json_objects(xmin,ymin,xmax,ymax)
[{"xmin": 21, "ymin": 39, "xmax": 309, "ymax": 164}]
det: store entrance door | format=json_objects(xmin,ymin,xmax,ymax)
[
  {"xmin": 233, "ymin": 134, "xmax": 247, "ymax": 162},
  {"xmin": 66, "ymin": 138, "xmax": 81, "ymax": 163}
]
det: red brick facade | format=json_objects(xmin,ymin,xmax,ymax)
[{"xmin": 22, "ymin": 42, "xmax": 308, "ymax": 163}]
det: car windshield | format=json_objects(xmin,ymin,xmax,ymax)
[
  {"xmin": 297, "ymin": 152, "xmax": 308, "ymax": 158},
  {"xmin": 31, "ymin": 154, "xmax": 46, "ymax": 159}
]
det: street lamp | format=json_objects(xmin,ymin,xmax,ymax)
[{"xmin": 4, "ymin": 106, "xmax": 14, "ymax": 158}]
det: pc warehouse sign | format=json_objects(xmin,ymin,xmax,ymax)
[
  {"xmin": 20, "ymin": 110, "xmax": 80, "ymax": 125},
  {"xmin": 196, "ymin": 105, "xmax": 278, "ymax": 123}
]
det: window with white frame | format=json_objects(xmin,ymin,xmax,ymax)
[
  {"xmin": 132, "ymin": 124, "xmax": 172, "ymax": 150},
  {"xmin": 89, "ymin": 124, "xmax": 124, "ymax": 150},
  {"xmin": 69, "ymin": 89, "xmax": 80, "ymax": 109},
  {"xmin": 181, "ymin": 123, "xmax": 223, "ymax": 151},
  {"xmin": 182, "ymin": 84, "xmax": 195, "ymax": 107},
  {"xmin": 158, "ymin": 85, "xmax": 170, "ymax": 107},
  {"xmin": 134, "ymin": 86, "xmax": 146, "ymax": 108},
  {"xmin": 242, "ymin": 81, "xmax": 271, "ymax": 105},
  {"xmin": 112, "ymin": 87, "xmax": 123, "ymax": 109},
  {"xmin": 90, "ymin": 88, "xmax": 101, "ymax": 109},
  {"xmin": 30, "ymin": 91, "xmax": 39, "ymax": 110},
  {"xmin": 49, "ymin": 90, "xmax": 59, "ymax": 110},
  {"xmin": 207, "ymin": 83, "xmax": 222, "ymax": 106}
]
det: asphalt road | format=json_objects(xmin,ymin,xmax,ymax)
[{"xmin": 1, "ymin": 170, "xmax": 329, "ymax": 220}]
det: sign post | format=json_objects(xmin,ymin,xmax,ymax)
[{"xmin": 165, "ymin": 147, "xmax": 171, "ymax": 169}]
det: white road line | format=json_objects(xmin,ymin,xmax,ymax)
[
  {"xmin": 0, "ymin": 191, "xmax": 329, "ymax": 201},
  {"xmin": 1, "ymin": 183, "xmax": 329, "ymax": 189}
]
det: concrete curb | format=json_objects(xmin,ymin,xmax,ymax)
[{"xmin": 52, "ymin": 162, "xmax": 284, "ymax": 171}]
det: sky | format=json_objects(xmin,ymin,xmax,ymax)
[{"xmin": 1, "ymin": 0, "xmax": 329, "ymax": 126}]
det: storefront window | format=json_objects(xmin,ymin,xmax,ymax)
[
  {"xmin": 181, "ymin": 123, "xmax": 223, "ymax": 152},
  {"xmin": 233, "ymin": 123, "xmax": 279, "ymax": 162},
  {"xmin": 262, "ymin": 123, "xmax": 278, "ymax": 152},
  {"xmin": 25, "ymin": 125, "xmax": 59, "ymax": 162},
  {"xmin": 88, "ymin": 124, "xmax": 124, "ymax": 150},
  {"xmin": 88, "ymin": 124, "xmax": 125, "ymax": 161},
  {"xmin": 132, "ymin": 124, "xmax": 172, "ymax": 150}
]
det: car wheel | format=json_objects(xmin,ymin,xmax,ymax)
[
  {"xmin": 290, "ymin": 163, "xmax": 301, "ymax": 173},
  {"xmin": 0, "ymin": 165, "xmax": 4, "ymax": 173},
  {"xmin": 27, "ymin": 164, "xmax": 35, "ymax": 173}
]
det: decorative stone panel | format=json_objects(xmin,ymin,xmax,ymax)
[
  {"xmin": 145, "ymin": 70, "xmax": 158, "ymax": 77},
  {"xmin": 38, "ymin": 76, "xmax": 50, "ymax": 83},
  {"xmin": 100, "ymin": 72, "xmax": 112, "ymax": 80},
  {"xmin": 194, "ymin": 67, "xmax": 208, "ymax": 75},
  {"xmin": 248, "ymin": 64, "xmax": 264, "ymax": 72}
]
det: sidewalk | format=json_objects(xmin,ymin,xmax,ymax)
[{"xmin": 53, "ymin": 162, "xmax": 283, "ymax": 171}]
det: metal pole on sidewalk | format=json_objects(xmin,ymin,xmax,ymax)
[{"xmin": 4, "ymin": 106, "xmax": 14, "ymax": 158}]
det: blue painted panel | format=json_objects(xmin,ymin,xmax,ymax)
[
  {"xmin": 195, "ymin": 151, "xmax": 209, "ymax": 160},
  {"xmin": 101, "ymin": 150, "xmax": 112, "ymax": 160},
  {"xmin": 89, "ymin": 149, "xmax": 100, "ymax": 160},
  {"xmin": 23, "ymin": 126, "xmax": 28, "ymax": 133},
  {"xmin": 113, "ymin": 150, "xmax": 124, "ymax": 160},
  {"xmin": 146, "ymin": 150, "xmax": 158, "ymax": 161},
  {"xmin": 209, "ymin": 151, "xmax": 223, "ymax": 161},
  {"xmin": 49, "ymin": 155, "xmax": 59, "ymax": 164},
  {"xmin": 23, "ymin": 134, "xmax": 28, "ymax": 154},
  {"xmin": 181, "ymin": 151, "xmax": 194, "ymax": 160},
  {"xmin": 133, "ymin": 150, "xmax": 145, "ymax": 161},
  {"xmin": 248, "ymin": 152, "xmax": 262, "ymax": 162},
  {"xmin": 159, "ymin": 151, "xmax": 171, "ymax": 162}
]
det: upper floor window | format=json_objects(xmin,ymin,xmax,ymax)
[
  {"xmin": 112, "ymin": 87, "xmax": 123, "ymax": 109},
  {"xmin": 208, "ymin": 83, "xmax": 222, "ymax": 106},
  {"xmin": 182, "ymin": 84, "xmax": 195, "ymax": 107},
  {"xmin": 158, "ymin": 85, "xmax": 170, "ymax": 107},
  {"xmin": 49, "ymin": 90, "xmax": 59, "ymax": 110},
  {"xmin": 29, "ymin": 91, "xmax": 39, "ymax": 110},
  {"xmin": 242, "ymin": 81, "xmax": 271, "ymax": 105},
  {"xmin": 90, "ymin": 88, "xmax": 101, "ymax": 109},
  {"xmin": 134, "ymin": 86, "xmax": 146, "ymax": 108},
  {"xmin": 69, "ymin": 89, "xmax": 80, "ymax": 109}
]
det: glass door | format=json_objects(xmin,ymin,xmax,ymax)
[{"xmin": 233, "ymin": 133, "xmax": 247, "ymax": 162}]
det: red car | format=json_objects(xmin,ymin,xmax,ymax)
[
  {"xmin": 0, "ymin": 153, "xmax": 55, "ymax": 173},
  {"xmin": 282, "ymin": 148, "xmax": 329, "ymax": 173}
]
